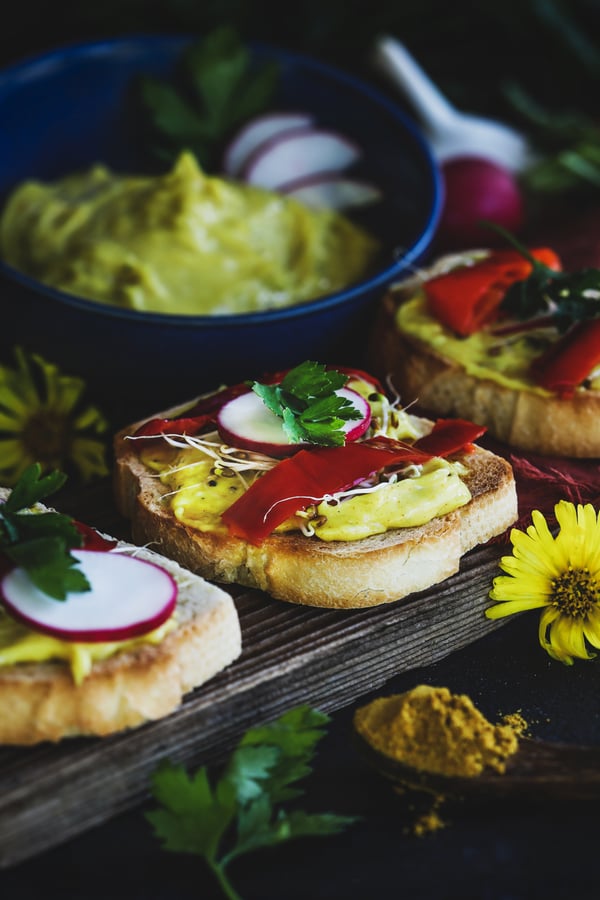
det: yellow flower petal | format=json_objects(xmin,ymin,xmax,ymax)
[
  {"xmin": 549, "ymin": 614, "xmax": 593, "ymax": 663},
  {"xmin": 510, "ymin": 529, "xmax": 563, "ymax": 579},
  {"xmin": 0, "ymin": 348, "xmax": 108, "ymax": 485},
  {"xmin": 491, "ymin": 569, "xmax": 552, "ymax": 597},
  {"xmin": 491, "ymin": 500, "xmax": 600, "ymax": 665},
  {"xmin": 486, "ymin": 595, "xmax": 549, "ymax": 619},
  {"xmin": 70, "ymin": 436, "xmax": 109, "ymax": 481},
  {"xmin": 582, "ymin": 608, "xmax": 600, "ymax": 649}
]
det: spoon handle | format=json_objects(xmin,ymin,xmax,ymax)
[
  {"xmin": 356, "ymin": 734, "xmax": 600, "ymax": 801},
  {"xmin": 372, "ymin": 36, "xmax": 458, "ymax": 131}
]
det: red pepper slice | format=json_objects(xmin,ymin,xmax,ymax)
[
  {"xmin": 73, "ymin": 520, "xmax": 118, "ymax": 551},
  {"xmin": 425, "ymin": 248, "xmax": 561, "ymax": 337},
  {"xmin": 410, "ymin": 418, "xmax": 486, "ymax": 455},
  {"xmin": 221, "ymin": 442, "xmax": 434, "ymax": 545},
  {"xmin": 133, "ymin": 366, "xmax": 384, "ymax": 438},
  {"xmin": 531, "ymin": 319, "xmax": 600, "ymax": 397},
  {"xmin": 134, "ymin": 383, "xmax": 249, "ymax": 437},
  {"xmin": 222, "ymin": 418, "xmax": 486, "ymax": 545}
]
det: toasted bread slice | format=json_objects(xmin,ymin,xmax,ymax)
[
  {"xmin": 0, "ymin": 493, "xmax": 242, "ymax": 745},
  {"xmin": 114, "ymin": 407, "xmax": 517, "ymax": 610},
  {"xmin": 371, "ymin": 258, "xmax": 600, "ymax": 458}
]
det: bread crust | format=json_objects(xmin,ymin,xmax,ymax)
[
  {"xmin": 0, "ymin": 540, "xmax": 242, "ymax": 745},
  {"xmin": 114, "ymin": 416, "xmax": 517, "ymax": 610},
  {"xmin": 371, "ymin": 274, "xmax": 600, "ymax": 459}
]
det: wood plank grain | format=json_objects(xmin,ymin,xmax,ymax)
[{"xmin": 0, "ymin": 508, "xmax": 508, "ymax": 868}]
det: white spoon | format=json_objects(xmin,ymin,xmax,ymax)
[{"xmin": 372, "ymin": 35, "xmax": 532, "ymax": 173}]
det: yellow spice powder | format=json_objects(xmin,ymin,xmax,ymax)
[
  {"xmin": 354, "ymin": 684, "xmax": 520, "ymax": 777},
  {"xmin": 501, "ymin": 710, "xmax": 529, "ymax": 736}
]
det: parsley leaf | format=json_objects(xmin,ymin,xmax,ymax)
[
  {"xmin": 251, "ymin": 360, "xmax": 362, "ymax": 447},
  {"xmin": 146, "ymin": 706, "xmax": 358, "ymax": 900},
  {"xmin": 483, "ymin": 223, "xmax": 600, "ymax": 332},
  {"xmin": 137, "ymin": 26, "xmax": 279, "ymax": 170},
  {"xmin": 0, "ymin": 463, "xmax": 88, "ymax": 600},
  {"xmin": 505, "ymin": 82, "xmax": 600, "ymax": 198}
]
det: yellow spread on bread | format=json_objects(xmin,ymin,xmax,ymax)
[
  {"xmin": 396, "ymin": 291, "xmax": 600, "ymax": 394},
  {"xmin": 140, "ymin": 377, "xmax": 473, "ymax": 543},
  {"xmin": 0, "ymin": 607, "xmax": 177, "ymax": 684},
  {"xmin": 309, "ymin": 458, "xmax": 470, "ymax": 540}
]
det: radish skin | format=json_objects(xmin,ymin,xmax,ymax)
[
  {"xmin": 437, "ymin": 156, "xmax": 524, "ymax": 250},
  {"xmin": 1, "ymin": 550, "xmax": 177, "ymax": 642},
  {"xmin": 223, "ymin": 112, "xmax": 315, "ymax": 177},
  {"xmin": 217, "ymin": 388, "xmax": 371, "ymax": 457},
  {"xmin": 279, "ymin": 173, "xmax": 382, "ymax": 210},
  {"xmin": 243, "ymin": 128, "xmax": 362, "ymax": 191}
]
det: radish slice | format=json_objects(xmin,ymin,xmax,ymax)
[
  {"xmin": 223, "ymin": 112, "xmax": 315, "ymax": 178},
  {"xmin": 217, "ymin": 388, "xmax": 371, "ymax": 457},
  {"xmin": 279, "ymin": 173, "xmax": 382, "ymax": 210},
  {"xmin": 1, "ymin": 550, "xmax": 177, "ymax": 643},
  {"xmin": 243, "ymin": 128, "xmax": 362, "ymax": 191}
]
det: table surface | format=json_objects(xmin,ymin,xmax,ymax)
[
  {"xmin": 2, "ymin": 608, "xmax": 599, "ymax": 900},
  {"xmin": 3, "ymin": 10, "xmax": 600, "ymax": 898}
]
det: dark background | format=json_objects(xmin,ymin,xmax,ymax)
[
  {"xmin": 4, "ymin": 0, "xmax": 600, "ymax": 119},
  {"xmin": 3, "ymin": 3, "xmax": 600, "ymax": 898},
  {"xmin": 4, "ymin": 615, "xmax": 600, "ymax": 900}
]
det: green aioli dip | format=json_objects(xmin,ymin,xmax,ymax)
[{"xmin": 0, "ymin": 151, "xmax": 380, "ymax": 316}]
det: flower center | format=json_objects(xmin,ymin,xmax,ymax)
[
  {"xmin": 551, "ymin": 566, "xmax": 600, "ymax": 618},
  {"xmin": 22, "ymin": 411, "xmax": 70, "ymax": 466}
]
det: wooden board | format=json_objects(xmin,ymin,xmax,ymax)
[{"xmin": 0, "ymin": 483, "xmax": 508, "ymax": 869}]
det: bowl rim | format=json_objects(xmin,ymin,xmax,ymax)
[{"xmin": 0, "ymin": 33, "xmax": 443, "ymax": 329}]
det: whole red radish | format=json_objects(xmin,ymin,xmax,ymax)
[{"xmin": 436, "ymin": 156, "xmax": 525, "ymax": 250}]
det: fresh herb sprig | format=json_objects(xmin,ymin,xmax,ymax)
[
  {"xmin": 485, "ymin": 224, "xmax": 600, "ymax": 332},
  {"xmin": 138, "ymin": 26, "xmax": 279, "ymax": 170},
  {"xmin": 146, "ymin": 706, "xmax": 358, "ymax": 900},
  {"xmin": 251, "ymin": 361, "xmax": 362, "ymax": 447},
  {"xmin": 0, "ymin": 463, "xmax": 89, "ymax": 600},
  {"xmin": 505, "ymin": 82, "xmax": 600, "ymax": 198}
]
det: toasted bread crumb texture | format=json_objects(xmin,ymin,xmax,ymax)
[
  {"xmin": 114, "ymin": 421, "xmax": 517, "ymax": 610},
  {"xmin": 0, "ymin": 545, "xmax": 241, "ymax": 744},
  {"xmin": 372, "ymin": 285, "xmax": 600, "ymax": 458}
]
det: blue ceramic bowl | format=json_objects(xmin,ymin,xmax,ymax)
[{"xmin": 0, "ymin": 35, "xmax": 441, "ymax": 425}]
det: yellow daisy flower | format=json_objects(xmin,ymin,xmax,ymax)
[
  {"xmin": 486, "ymin": 501, "xmax": 600, "ymax": 665},
  {"xmin": 0, "ymin": 348, "xmax": 109, "ymax": 485}
]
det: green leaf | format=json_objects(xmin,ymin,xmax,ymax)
[
  {"xmin": 6, "ymin": 537, "xmax": 88, "ymax": 600},
  {"xmin": 220, "ymin": 744, "xmax": 281, "ymax": 806},
  {"xmin": 251, "ymin": 361, "xmax": 362, "ymax": 447},
  {"xmin": 228, "ymin": 804, "xmax": 358, "ymax": 863},
  {"xmin": 147, "ymin": 761, "xmax": 235, "ymax": 860},
  {"xmin": 504, "ymin": 82, "xmax": 600, "ymax": 198},
  {"xmin": 184, "ymin": 29, "xmax": 250, "ymax": 130},
  {"xmin": 4, "ymin": 463, "xmax": 66, "ymax": 513},
  {"xmin": 146, "ymin": 706, "xmax": 357, "ymax": 894},
  {"xmin": 228, "ymin": 61, "xmax": 280, "ymax": 129},
  {"xmin": 0, "ymin": 464, "xmax": 89, "ymax": 600},
  {"xmin": 139, "ymin": 78, "xmax": 215, "ymax": 142},
  {"xmin": 237, "ymin": 706, "xmax": 331, "ymax": 803},
  {"xmin": 136, "ymin": 27, "xmax": 279, "ymax": 171}
]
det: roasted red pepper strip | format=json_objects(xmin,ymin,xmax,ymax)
[
  {"xmin": 73, "ymin": 520, "xmax": 118, "ymax": 551},
  {"xmin": 222, "ymin": 418, "xmax": 486, "ymax": 545},
  {"xmin": 134, "ymin": 383, "xmax": 249, "ymax": 437},
  {"xmin": 133, "ymin": 367, "xmax": 384, "ymax": 438},
  {"xmin": 531, "ymin": 319, "xmax": 600, "ymax": 397},
  {"xmin": 221, "ymin": 443, "xmax": 434, "ymax": 545},
  {"xmin": 410, "ymin": 418, "xmax": 486, "ymax": 455},
  {"xmin": 425, "ymin": 248, "xmax": 561, "ymax": 337}
]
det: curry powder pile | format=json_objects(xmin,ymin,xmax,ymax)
[{"xmin": 354, "ymin": 684, "xmax": 520, "ymax": 777}]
